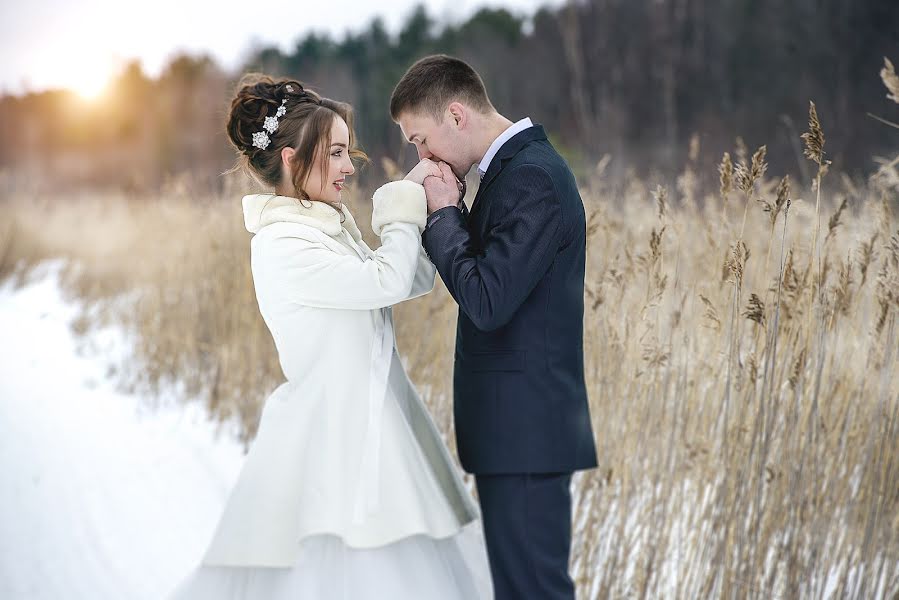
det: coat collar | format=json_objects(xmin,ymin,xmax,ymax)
[
  {"xmin": 242, "ymin": 193, "xmax": 363, "ymax": 242},
  {"xmin": 470, "ymin": 124, "xmax": 547, "ymax": 218},
  {"xmin": 478, "ymin": 124, "xmax": 547, "ymax": 190}
]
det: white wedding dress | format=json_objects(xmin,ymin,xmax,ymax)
[{"xmin": 165, "ymin": 185, "xmax": 493, "ymax": 599}]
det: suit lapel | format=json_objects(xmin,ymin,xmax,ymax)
[{"xmin": 468, "ymin": 125, "xmax": 547, "ymax": 223}]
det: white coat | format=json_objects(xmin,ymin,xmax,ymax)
[{"xmin": 201, "ymin": 181, "xmax": 479, "ymax": 568}]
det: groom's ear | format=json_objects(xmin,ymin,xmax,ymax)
[{"xmin": 448, "ymin": 102, "xmax": 467, "ymax": 129}]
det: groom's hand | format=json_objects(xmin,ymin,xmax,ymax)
[
  {"xmin": 423, "ymin": 162, "xmax": 462, "ymax": 215},
  {"xmin": 404, "ymin": 158, "xmax": 442, "ymax": 185}
]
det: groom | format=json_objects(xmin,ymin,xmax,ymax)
[{"xmin": 391, "ymin": 55, "xmax": 598, "ymax": 599}]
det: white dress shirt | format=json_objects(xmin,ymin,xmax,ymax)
[{"xmin": 477, "ymin": 117, "xmax": 534, "ymax": 180}]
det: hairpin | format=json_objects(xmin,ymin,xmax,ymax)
[{"xmin": 251, "ymin": 97, "xmax": 288, "ymax": 150}]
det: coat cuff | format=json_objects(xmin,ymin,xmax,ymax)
[{"xmin": 371, "ymin": 180, "xmax": 428, "ymax": 236}]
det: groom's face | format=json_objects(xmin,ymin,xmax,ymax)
[{"xmin": 396, "ymin": 109, "xmax": 468, "ymax": 179}]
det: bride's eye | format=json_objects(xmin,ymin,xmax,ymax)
[{"xmin": 331, "ymin": 150, "xmax": 343, "ymax": 157}]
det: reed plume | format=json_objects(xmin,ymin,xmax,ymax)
[{"xmin": 881, "ymin": 57, "xmax": 899, "ymax": 104}]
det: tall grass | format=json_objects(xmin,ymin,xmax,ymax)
[{"xmin": 1, "ymin": 117, "xmax": 897, "ymax": 598}]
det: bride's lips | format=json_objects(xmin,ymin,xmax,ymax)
[{"xmin": 333, "ymin": 179, "xmax": 345, "ymax": 191}]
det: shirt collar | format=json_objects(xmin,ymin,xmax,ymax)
[{"xmin": 477, "ymin": 117, "xmax": 533, "ymax": 180}]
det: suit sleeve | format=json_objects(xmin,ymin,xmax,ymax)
[
  {"xmin": 256, "ymin": 180, "xmax": 428, "ymax": 311},
  {"xmin": 421, "ymin": 164, "xmax": 563, "ymax": 331}
]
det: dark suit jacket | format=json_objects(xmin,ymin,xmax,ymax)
[{"xmin": 421, "ymin": 124, "xmax": 598, "ymax": 475}]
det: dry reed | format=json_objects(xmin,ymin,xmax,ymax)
[{"xmin": 1, "ymin": 107, "xmax": 897, "ymax": 600}]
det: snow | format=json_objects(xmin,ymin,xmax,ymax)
[
  {"xmin": 2, "ymin": 261, "xmax": 895, "ymax": 599},
  {"xmin": 0, "ymin": 261, "xmax": 246, "ymax": 600}
]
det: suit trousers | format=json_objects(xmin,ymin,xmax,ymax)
[{"xmin": 474, "ymin": 472, "xmax": 575, "ymax": 600}]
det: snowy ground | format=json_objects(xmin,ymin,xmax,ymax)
[
  {"xmin": 0, "ymin": 262, "xmax": 246, "ymax": 600},
  {"xmin": 2, "ymin": 262, "xmax": 894, "ymax": 600}
]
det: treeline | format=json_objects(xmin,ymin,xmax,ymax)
[{"xmin": 1, "ymin": 0, "xmax": 897, "ymax": 192}]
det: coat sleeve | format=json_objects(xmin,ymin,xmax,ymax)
[
  {"xmin": 406, "ymin": 244, "xmax": 437, "ymax": 300},
  {"xmin": 354, "ymin": 223, "xmax": 436, "ymax": 302},
  {"xmin": 421, "ymin": 164, "xmax": 563, "ymax": 331},
  {"xmin": 259, "ymin": 180, "xmax": 429, "ymax": 310}
]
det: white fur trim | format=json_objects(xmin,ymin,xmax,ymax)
[
  {"xmin": 243, "ymin": 194, "xmax": 342, "ymax": 235},
  {"xmin": 371, "ymin": 180, "xmax": 427, "ymax": 236},
  {"xmin": 242, "ymin": 193, "xmax": 362, "ymax": 242}
]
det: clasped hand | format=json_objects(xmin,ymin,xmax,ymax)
[{"xmin": 404, "ymin": 159, "xmax": 464, "ymax": 215}]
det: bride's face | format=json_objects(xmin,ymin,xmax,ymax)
[{"xmin": 302, "ymin": 116, "xmax": 355, "ymax": 204}]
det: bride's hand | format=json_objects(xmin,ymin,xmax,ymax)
[{"xmin": 404, "ymin": 159, "xmax": 442, "ymax": 185}]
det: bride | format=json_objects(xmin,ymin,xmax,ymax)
[{"xmin": 166, "ymin": 75, "xmax": 493, "ymax": 599}]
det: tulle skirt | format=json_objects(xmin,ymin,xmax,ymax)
[{"xmin": 165, "ymin": 520, "xmax": 493, "ymax": 599}]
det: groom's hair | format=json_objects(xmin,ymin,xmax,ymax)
[{"xmin": 390, "ymin": 54, "xmax": 494, "ymax": 122}]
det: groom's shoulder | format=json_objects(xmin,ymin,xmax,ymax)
[
  {"xmin": 502, "ymin": 139, "xmax": 576, "ymax": 196},
  {"xmin": 510, "ymin": 134, "xmax": 571, "ymax": 175}
]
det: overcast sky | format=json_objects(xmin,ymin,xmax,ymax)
[{"xmin": 0, "ymin": 0, "xmax": 565, "ymax": 96}]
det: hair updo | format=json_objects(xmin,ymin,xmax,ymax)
[{"xmin": 225, "ymin": 73, "xmax": 367, "ymax": 205}]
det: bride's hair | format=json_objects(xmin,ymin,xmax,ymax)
[{"xmin": 225, "ymin": 73, "xmax": 367, "ymax": 205}]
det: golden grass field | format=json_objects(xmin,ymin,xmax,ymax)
[{"xmin": 2, "ymin": 106, "xmax": 898, "ymax": 598}]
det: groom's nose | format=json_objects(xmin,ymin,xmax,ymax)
[{"xmin": 417, "ymin": 146, "xmax": 433, "ymax": 160}]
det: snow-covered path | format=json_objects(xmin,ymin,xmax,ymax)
[{"xmin": 0, "ymin": 263, "xmax": 246, "ymax": 600}]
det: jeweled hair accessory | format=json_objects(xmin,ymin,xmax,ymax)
[{"xmin": 251, "ymin": 84, "xmax": 295, "ymax": 150}]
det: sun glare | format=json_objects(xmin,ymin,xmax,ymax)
[
  {"xmin": 72, "ymin": 74, "xmax": 109, "ymax": 102},
  {"xmin": 52, "ymin": 52, "xmax": 113, "ymax": 102}
]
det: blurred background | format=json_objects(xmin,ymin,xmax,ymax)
[
  {"xmin": 1, "ymin": 0, "xmax": 897, "ymax": 192},
  {"xmin": 1, "ymin": 1, "xmax": 898, "ymax": 599}
]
